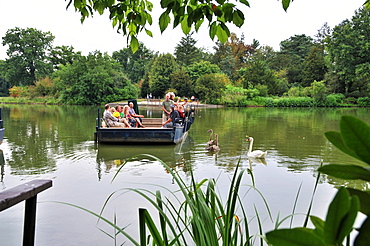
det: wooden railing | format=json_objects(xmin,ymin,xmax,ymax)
[{"xmin": 0, "ymin": 179, "xmax": 52, "ymax": 246}]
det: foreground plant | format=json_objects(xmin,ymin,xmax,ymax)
[
  {"xmin": 104, "ymin": 156, "xmax": 257, "ymax": 245},
  {"xmin": 266, "ymin": 115, "xmax": 370, "ymax": 246}
]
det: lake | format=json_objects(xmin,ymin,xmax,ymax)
[{"xmin": 0, "ymin": 104, "xmax": 368, "ymax": 245}]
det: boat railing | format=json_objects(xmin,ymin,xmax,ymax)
[{"xmin": 0, "ymin": 179, "xmax": 52, "ymax": 246}]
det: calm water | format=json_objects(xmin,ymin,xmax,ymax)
[{"xmin": 0, "ymin": 104, "xmax": 369, "ymax": 245}]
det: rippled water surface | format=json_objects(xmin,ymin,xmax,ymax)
[{"xmin": 0, "ymin": 104, "xmax": 369, "ymax": 245}]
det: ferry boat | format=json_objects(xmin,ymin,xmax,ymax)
[{"xmin": 94, "ymin": 102, "xmax": 195, "ymax": 144}]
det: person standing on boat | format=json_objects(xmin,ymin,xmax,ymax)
[
  {"xmin": 103, "ymin": 104, "xmax": 127, "ymax": 127},
  {"xmin": 162, "ymin": 93, "xmax": 174, "ymax": 121},
  {"xmin": 128, "ymin": 102, "xmax": 145, "ymax": 127}
]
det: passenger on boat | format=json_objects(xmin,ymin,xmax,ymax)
[
  {"xmin": 128, "ymin": 102, "xmax": 145, "ymax": 126},
  {"xmin": 162, "ymin": 105, "xmax": 182, "ymax": 128},
  {"xmin": 178, "ymin": 105, "xmax": 185, "ymax": 119},
  {"xmin": 162, "ymin": 93, "xmax": 174, "ymax": 121},
  {"xmin": 123, "ymin": 105, "xmax": 145, "ymax": 128},
  {"xmin": 115, "ymin": 105, "xmax": 131, "ymax": 128},
  {"xmin": 103, "ymin": 104, "xmax": 127, "ymax": 127}
]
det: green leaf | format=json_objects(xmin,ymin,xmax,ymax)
[
  {"xmin": 282, "ymin": 0, "xmax": 291, "ymax": 11},
  {"xmin": 216, "ymin": 26, "xmax": 228, "ymax": 43},
  {"xmin": 319, "ymin": 164, "xmax": 370, "ymax": 181},
  {"xmin": 347, "ymin": 188, "xmax": 370, "ymax": 215},
  {"xmin": 336, "ymin": 195, "xmax": 359, "ymax": 244},
  {"xmin": 145, "ymin": 29, "xmax": 153, "ymax": 37},
  {"xmin": 340, "ymin": 115, "xmax": 370, "ymax": 165},
  {"xmin": 159, "ymin": 12, "xmax": 170, "ymax": 33},
  {"xmin": 232, "ymin": 9, "xmax": 244, "ymax": 27},
  {"xmin": 239, "ymin": 0, "xmax": 250, "ymax": 7},
  {"xmin": 195, "ymin": 19, "xmax": 204, "ymax": 31},
  {"xmin": 354, "ymin": 217, "xmax": 370, "ymax": 245},
  {"xmin": 310, "ymin": 216, "xmax": 325, "ymax": 238},
  {"xmin": 130, "ymin": 36, "xmax": 139, "ymax": 53},
  {"xmin": 181, "ymin": 15, "xmax": 191, "ymax": 34},
  {"xmin": 324, "ymin": 187, "xmax": 351, "ymax": 245},
  {"xmin": 324, "ymin": 131, "xmax": 359, "ymax": 160},
  {"xmin": 310, "ymin": 216, "xmax": 325, "ymax": 231},
  {"xmin": 266, "ymin": 228, "xmax": 325, "ymax": 246},
  {"xmin": 209, "ymin": 21, "xmax": 217, "ymax": 40}
]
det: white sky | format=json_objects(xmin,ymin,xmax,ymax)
[{"xmin": 0, "ymin": 0, "xmax": 365, "ymax": 60}]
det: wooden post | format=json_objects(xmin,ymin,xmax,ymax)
[
  {"xmin": 0, "ymin": 179, "xmax": 52, "ymax": 246},
  {"xmin": 23, "ymin": 195, "xmax": 37, "ymax": 246}
]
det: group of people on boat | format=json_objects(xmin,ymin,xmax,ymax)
[
  {"xmin": 161, "ymin": 92, "xmax": 189, "ymax": 128},
  {"xmin": 103, "ymin": 102, "xmax": 145, "ymax": 128}
]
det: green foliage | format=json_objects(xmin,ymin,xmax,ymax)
[
  {"xmin": 2, "ymin": 27, "xmax": 54, "ymax": 86},
  {"xmin": 238, "ymin": 59, "xmax": 286, "ymax": 95},
  {"xmin": 278, "ymin": 34, "xmax": 314, "ymax": 86},
  {"xmin": 194, "ymin": 73, "xmax": 227, "ymax": 104},
  {"xmin": 267, "ymin": 115, "xmax": 370, "ymax": 245},
  {"xmin": 357, "ymin": 97, "xmax": 370, "ymax": 106},
  {"xmin": 326, "ymin": 93, "xmax": 345, "ymax": 106},
  {"xmin": 170, "ymin": 69, "xmax": 194, "ymax": 97},
  {"xmin": 53, "ymin": 51, "xmax": 138, "ymax": 105},
  {"xmin": 301, "ymin": 45, "xmax": 328, "ymax": 87},
  {"xmin": 49, "ymin": 45, "xmax": 82, "ymax": 70},
  {"xmin": 327, "ymin": 7, "xmax": 370, "ymax": 96},
  {"xmin": 112, "ymin": 42, "xmax": 154, "ymax": 83},
  {"xmin": 67, "ymin": 0, "xmax": 252, "ymax": 53},
  {"xmin": 174, "ymin": 32, "xmax": 203, "ymax": 67},
  {"xmin": 219, "ymin": 84, "xmax": 248, "ymax": 106},
  {"xmin": 273, "ymin": 97, "xmax": 315, "ymax": 107},
  {"xmin": 186, "ymin": 60, "xmax": 220, "ymax": 82},
  {"xmin": 149, "ymin": 53, "xmax": 179, "ymax": 97}
]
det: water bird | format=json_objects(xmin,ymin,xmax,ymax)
[
  {"xmin": 206, "ymin": 134, "xmax": 220, "ymax": 151},
  {"xmin": 207, "ymin": 129, "xmax": 217, "ymax": 146},
  {"xmin": 246, "ymin": 135, "xmax": 267, "ymax": 159}
]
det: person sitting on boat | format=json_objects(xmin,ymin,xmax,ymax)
[
  {"xmin": 115, "ymin": 105, "xmax": 131, "ymax": 128},
  {"xmin": 178, "ymin": 105, "xmax": 185, "ymax": 119},
  {"xmin": 128, "ymin": 102, "xmax": 145, "ymax": 126},
  {"xmin": 103, "ymin": 104, "xmax": 127, "ymax": 127},
  {"xmin": 123, "ymin": 105, "xmax": 145, "ymax": 128},
  {"xmin": 162, "ymin": 93, "xmax": 174, "ymax": 121},
  {"xmin": 162, "ymin": 105, "xmax": 182, "ymax": 128}
]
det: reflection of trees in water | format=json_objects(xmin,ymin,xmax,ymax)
[
  {"xmin": 96, "ymin": 137, "xmax": 195, "ymax": 181},
  {"xmin": 3, "ymin": 105, "xmax": 96, "ymax": 175}
]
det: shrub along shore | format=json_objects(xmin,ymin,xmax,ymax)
[{"xmin": 1, "ymin": 95, "xmax": 370, "ymax": 107}]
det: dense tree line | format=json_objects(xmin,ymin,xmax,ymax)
[{"xmin": 0, "ymin": 7, "xmax": 370, "ymax": 105}]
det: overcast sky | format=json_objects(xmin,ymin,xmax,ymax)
[{"xmin": 0, "ymin": 0, "xmax": 365, "ymax": 60}]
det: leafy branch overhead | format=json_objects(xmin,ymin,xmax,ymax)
[{"xmin": 66, "ymin": 0, "xmax": 250, "ymax": 52}]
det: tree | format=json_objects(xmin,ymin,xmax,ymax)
[
  {"xmin": 238, "ymin": 59, "xmax": 288, "ymax": 95},
  {"xmin": 149, "ymin": 53, "xmax": 179, "ymax": 97},
  {"xmin": 186, "ymin": 60, "xmax": 220, "ymax": 82},
  {"xmin": 327, "ymin": 7, "xmax": 370, "ymax": 97},
  {"xmin": 301, "ymin": 45, "xmax": 328, "ymax": 87},
  {"xmin": 0, "ymin": 60, "xmax": 10, "ymax": 96},
  {"xmin": 194, "ymin": 73, "xmax": 227, "ymax": 103},
  {"xmin": 174, "ymin": 33, "xmax": 203, "ymax": 67},
  {"xmin": 278, "ymin": 34, "xmax": 314, "ymax": 85},
  {"xmin": 49, "ymin": 45, "xmax": 82, "ymax": 70},
  {"xmin": 171, "ymin": 70, "xmax": 193, "ymax": 97},
  {"xmin": 212, "ymin": 33, "xmax": 255, "ymax": 81},
  {"xmin": 53, "ymin": 51, "xmax": 138, "ymax": 105},
  {"xmin": 2, "ymin": 27, "xmax": 54, "ymax": 86},
  {"xmin": 112, "ymin": 42, "xmax": 155, "ymax": 83}
]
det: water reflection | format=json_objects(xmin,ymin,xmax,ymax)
[
  {"xmin": 1, "ymin": 104, "xmax": 369, "ymax": 188},
  {"xmin": 95, "ymin": 136, "xmax": 195, "ymax": 180}
]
